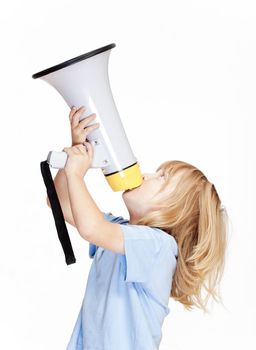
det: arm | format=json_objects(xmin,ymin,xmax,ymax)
[
  {"xmin": 66, "ymin": 174, "xmax": 125, "ymax": 254},
  {"xmin": 46, "ymin": 170, "xmax": 112, "ymax": 228},
  {"xmin": 46, "ymin": 105, "xmax": 100, "ymax": 227}
]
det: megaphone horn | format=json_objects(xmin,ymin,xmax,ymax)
[{"xmin": 32, "ymin": 43, "xmax": 142, "ymax": 192}]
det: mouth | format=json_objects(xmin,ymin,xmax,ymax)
[
  {"xmin": 124, "ymin": 185, "xmax": 140, "ymax": 192},
  {"xmin": 124, "ymin": 187, "xmax": 134, "ymax": 193}
]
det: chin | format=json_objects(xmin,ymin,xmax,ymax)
[{"xmin": 122, "ymin": 189, "xmax": 133, "ymax": 199}]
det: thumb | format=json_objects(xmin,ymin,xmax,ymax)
[
  {"xmin": 62, "ymin": 147, "xmax": 70, "ymax": 154},
  {"xmin": 83, "ymin": 141, "xmax": 93, "ymax": 157}
]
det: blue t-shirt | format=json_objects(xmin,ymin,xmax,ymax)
[{"xmin": 66, "ymin": 213, "xmax": 178, "ymax": 350}]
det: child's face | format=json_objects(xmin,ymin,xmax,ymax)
[{"xmin": 122, "ymin": 169, "xmax": 179, "ymax": 223}]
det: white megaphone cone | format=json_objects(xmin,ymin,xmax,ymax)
[{"xmin": 32, "ymin": 43, "xmax": 142, "ymax": 192}]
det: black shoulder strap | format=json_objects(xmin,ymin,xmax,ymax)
[{"xmin": 40, "ymin": 160, "xmax": 76, "ymax": 265}]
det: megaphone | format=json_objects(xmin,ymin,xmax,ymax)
[
  {"xmin": 33, "ymin": 43, "xmax": 143, "ymax": 265},
  {"xmin": 32, "ymin": 43, "xmax": 142, "ymax": 192}
]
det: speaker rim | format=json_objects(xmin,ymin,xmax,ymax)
[{"xmin": 32, "ymin": 43, "xmax": 116, "ymax": 79}]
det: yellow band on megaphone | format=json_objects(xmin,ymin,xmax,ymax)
[{"xmin": 105, "ymin": 163, "xmax": 143, "ymax": 192}]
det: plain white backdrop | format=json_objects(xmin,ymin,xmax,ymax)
[{"xmin": 0, "ymin": 0, "xmax": 255, "ymax": 349}]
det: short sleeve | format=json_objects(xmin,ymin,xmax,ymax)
[
  {"xmin": 118, "ymin": 224, "xmax": 166, "ymax": 283},
  {"xmin": 102, "ymin": 212, "xmax": 129, "ymax": 224},
  {"xmin": 88, "ymin": 212, "xmax": 129, "ymax": 259}
]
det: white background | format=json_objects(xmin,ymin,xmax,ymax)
[{"xmin": 1, "ymin": 0, "xmax": 255, "ymax": 349}]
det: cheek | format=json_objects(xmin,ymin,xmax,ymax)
[{"xmin": 150, "ymin": 184, "xmax": 164, "ymax": 199}]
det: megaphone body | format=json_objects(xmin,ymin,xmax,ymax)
[{"xmin": 33, "ymin": 43, "xmax": 142, "ymax": 192}]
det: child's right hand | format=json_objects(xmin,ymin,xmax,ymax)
[{"xmin": 69, "ymin": 106, "xmax": 100, "ymax": 146}]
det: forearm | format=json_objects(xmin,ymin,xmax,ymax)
[
  {"xmin": 46, "ymin": 142, "xmax": 77, "ymax": 206},
  {"xmin": 46, "ymin": 169, "xmax": 70, "ymax": 206},
  {"xmin": 65, "ymin": 174, "xmax": 105, "ymax": 238}
]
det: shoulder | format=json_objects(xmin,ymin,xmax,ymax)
[{"xmin": 152, "ymin": 227, "xmax": 178, "ymax": 258}]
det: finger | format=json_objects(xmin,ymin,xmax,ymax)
[
  {"xmin": 82, "ymin": 123, "xmax": 100, "ymax": 136},
  {"xmin": 71, "ymin": 106, "xmax": 86, "ymax": 128},
  {"xmin": 78, "ymin": 114, "xmax": 96, "ymax": 128},
  {"xmin": 75, "ymin": 106, "xmax": 86, "ymax": 116},
  {"xmin": 74, "ymin": 143, "xmax": 88, "ymax": 155},
  {"xmin": 73, "ymin": 143, "xmax": 84, "ymax": 150},
  {"xmin": 84, "ymin": 141, "xmax": 93, "ymax": 158},
  {"xmin": 74, "ymin": 143, "xmax": 86, "ymax": 150},
  {"xmin": 69, "ymin": 106, "xmax": 78, "ymax": 120},
  {"xmin": 76, "ymin": 105, "xmax": 86, "ymax": 112},
  {"xmin": 63, "ymin": 146, "xmax": 78, "ymax": 155},
  {"xmin": 63, "ymin": 146, "xmax": 71, "ymax": 154}
]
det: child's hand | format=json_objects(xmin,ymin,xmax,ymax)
[
  {"xmin": 63, "ymin": 142, "xmax": 93, "ymax": 179},
  {"xmin": 69, "ymin": 106, "xmax": 100, "ymax": 146}
]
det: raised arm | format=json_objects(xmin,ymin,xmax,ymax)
[{"xmin": 46, "ymin": 105, "xmax": 100, "ymax": 227}]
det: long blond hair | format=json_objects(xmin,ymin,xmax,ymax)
[{"xmin": 135, "ymin": 160, "xmax": 229, "ymax": 313}]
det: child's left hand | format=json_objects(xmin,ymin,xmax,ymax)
[{"xmin": 63, "ymin": 141, "xmax": 93, "ymax": 179}]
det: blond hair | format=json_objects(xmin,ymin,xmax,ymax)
[{"xmin": 135, "ymin": 160, "xmax": 229, "ymax": 313}]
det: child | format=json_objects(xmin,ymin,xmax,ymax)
[{"xmin": 47, "ymin": 106, "xmax": 228, "ymax": 350}]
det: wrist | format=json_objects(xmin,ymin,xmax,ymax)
[
  {"xmin": 64, "ymin": 171, "xmax": 84, "ymax": 182},
  {"xmin": 72, "ymin": 141, "xmax": 83, "ymax": 147}
]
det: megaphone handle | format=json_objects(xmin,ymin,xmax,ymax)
[{"xmin": 40, "ymin": 160, "xmax": 76, "ymax": 265}]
